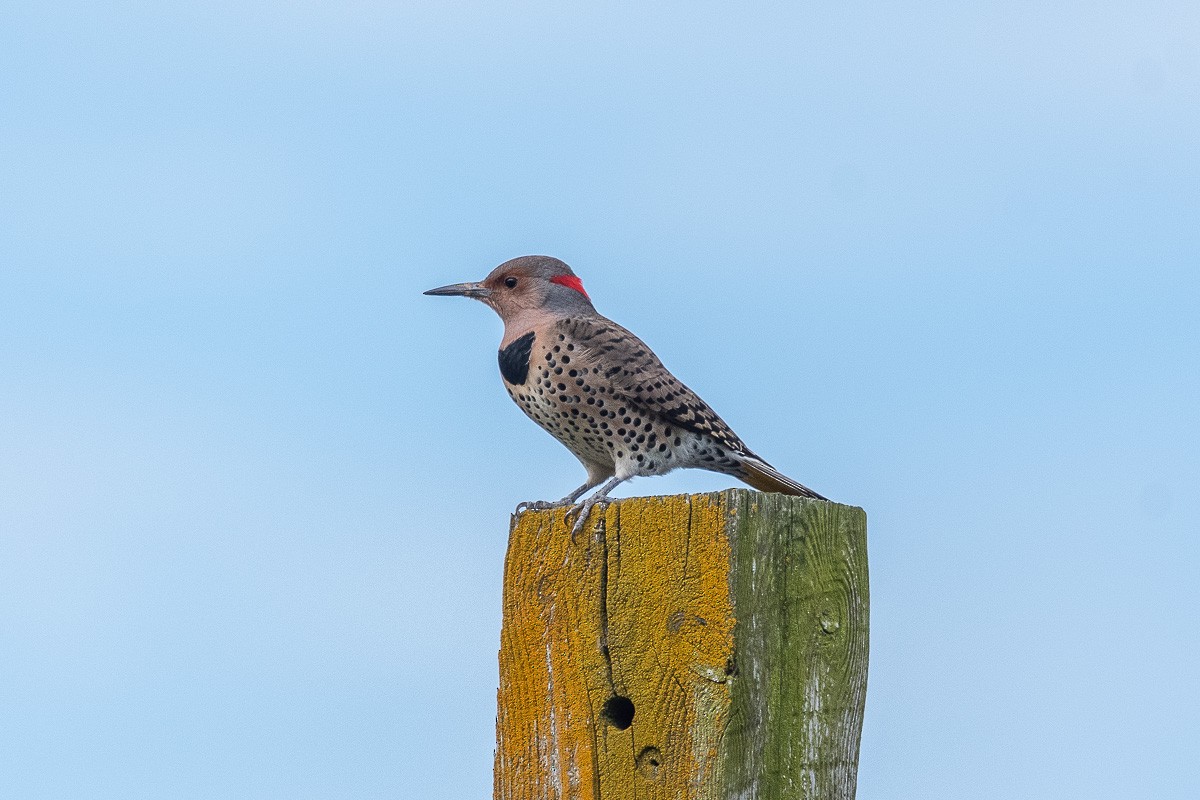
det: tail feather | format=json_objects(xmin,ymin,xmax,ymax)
[{"xmin": 736, "ymin": 457, "xmax": 828, "ymax": 501}]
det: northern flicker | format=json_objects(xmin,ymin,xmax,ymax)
[{"xmin": 425, "ymin": 255, "xmax": 827, "ymax": 535}]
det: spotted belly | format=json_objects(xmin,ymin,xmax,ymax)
[
  {"xmin": 502, "ymin": 335, "xmax": 612, "ymax": 468},
  {"xmin": 499, "ymin": 330, "xmax": 709, "ymax": 478}
]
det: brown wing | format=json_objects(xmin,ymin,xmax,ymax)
[{"xmin": 555, "ymin": 315, "xmax": 755, "ymax": 456}]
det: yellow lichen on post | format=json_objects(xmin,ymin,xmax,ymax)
[
  {"xmin": 596, "ymin": 494, "xmax": 735, "ymax": 798},
  {"xmin": 495, "ymin": 494, "xmax": 736, "ymax": 800}
]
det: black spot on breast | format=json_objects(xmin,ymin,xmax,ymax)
[{"xmin": 499, "ymin": 332, "xmax": 535, "ymax": 386}]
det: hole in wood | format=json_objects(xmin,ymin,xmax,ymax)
[
  {"xmin": 601, "ymin": 695, "xmax": 635, "ymax": 730},
  {"xmin": 635, "ymin": 746, "xmax": 662, "ymax": 780}
]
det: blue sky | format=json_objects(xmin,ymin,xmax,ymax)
[{"xmin": 2, "ymin": 2, "xmax": 1197, "ymax": 798}]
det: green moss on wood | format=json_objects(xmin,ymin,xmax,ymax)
[{"xmin": 719, "ymin": 491, "xmax": 870, "ymax": 800}]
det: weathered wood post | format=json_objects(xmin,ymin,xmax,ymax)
[{"xmin": 495, "ymin": 489, "xmax": 869, "ymax": 800}]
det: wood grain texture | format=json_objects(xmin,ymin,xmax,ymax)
[{"xmin": 494, "ymin": 490, "xmax": 868, "ymax": 800}]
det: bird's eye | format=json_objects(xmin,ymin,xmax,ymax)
[{"xmin": 504, "ymin": 277, "xmax": 518, "ymax": 288}]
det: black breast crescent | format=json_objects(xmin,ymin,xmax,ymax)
[{"xmin": 498, "ymin": 331, "xmax": 535, "ymax": 385}]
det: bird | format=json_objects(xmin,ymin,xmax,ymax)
[{"xmin": 424, "ymin": 255, "xmax": 827, "ymax": 535}]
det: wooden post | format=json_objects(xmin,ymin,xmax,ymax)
[{"xmin": 495, "ymin": 489, "xmax": 869, "ymax": 800}]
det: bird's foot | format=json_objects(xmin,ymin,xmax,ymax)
[
  {"xmin": 567, "ymin": 495, "xmax": 612, "ymax": 542},
  {"xmin": 514, "ymin": 496, "xmax": 577, "ymax": 515},
  {"xmin": 514, "ymin": 500, "xmax": 555, "ymax": 515}
]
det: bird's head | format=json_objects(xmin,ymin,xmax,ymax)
[{"xmin": 424, "ymin": 255, "xmax": 595, "ymax": 322}]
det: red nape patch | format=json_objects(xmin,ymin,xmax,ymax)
[{"xmin": 550, "ymin": 274, "xmax": 590, "ymax": 299}]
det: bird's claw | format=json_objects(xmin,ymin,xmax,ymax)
[
  {"xmin": 567, "ymin": 496, "xmax": 611, "ymax": 542},
  {"xmin": 514, "ymin": 500, "xmax": 556, "ymax": 515},
  {"xmin": 515, "ymin": 496, "xmax": 584, "ymax": 515}
]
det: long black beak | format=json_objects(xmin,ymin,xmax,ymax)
[{"xmin": 423, "ymin": 281, "xmax": 491, "ymax": 299}]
